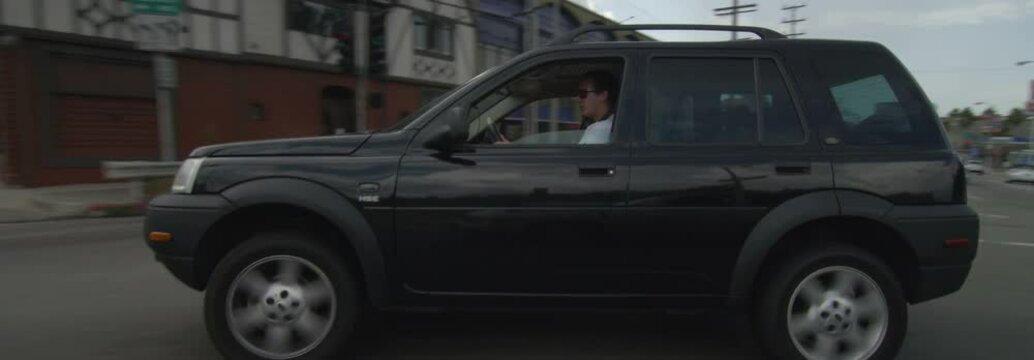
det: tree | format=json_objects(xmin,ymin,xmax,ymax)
[
  {"xmin": 1003, "ymin": 108, "xmax": 1028, "ymax": 135},
  {"xmin": 959, "ymin": 107, "xmax": 979, "ymax": 129}
]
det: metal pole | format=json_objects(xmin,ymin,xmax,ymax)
[
  {"xmin": 154, "ymin": 53, "xmax": 177, "ymax": 161},
  {"xmin": 731, "ymin": 0, "xmax": 738, "ymax": 40},
  {"xmin": 550, "ymin": 0, "xmax": 561, "ymax": 133},
  {"xmin": 355, "ymin": 0, "xmax": 369, "ymax": 133},
  {"xmin": 525, "ymin": 0, "xmax": 538, "ymax": 135}
]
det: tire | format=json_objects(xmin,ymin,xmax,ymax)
[
  {"xmin": 754, "ymin": 242, "xmax": 907, "ymax": 360},
  {"xmin": 205, "ymin": 230, "xmax": 361, "ymax": 360}
]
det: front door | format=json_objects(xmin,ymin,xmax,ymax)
[{"xmin": 395, "ymin": 55, "xmax": 635, "ymax": 295}]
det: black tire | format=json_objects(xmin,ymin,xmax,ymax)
[
  {"xmin": 754, "ymin": 242, "xmax": 907, "ymax": 360},
  {"xmin": 205, "ymin": 230, "xmax": 361, "ymax": 360}
]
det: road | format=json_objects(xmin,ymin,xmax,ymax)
[{"xmin": 1, "ymin": 175, "xmax": 1032, "ymax": 359}]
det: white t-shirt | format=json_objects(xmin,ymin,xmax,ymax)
[{"xmin": 579, "ymin": 115, "xmax": 614, "ymax": 144}]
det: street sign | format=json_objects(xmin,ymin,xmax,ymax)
[
  {"xmin": 132, "ymin": 0, "xmax": 183, "ymax": 51},
  {"xmin": 132, "ymin": 0, "xmax": 181, "ymax": 16}
]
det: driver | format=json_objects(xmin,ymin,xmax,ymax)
[{"xmin": 576, "ymin": 70, "xmax": 618, "ymax": 144}]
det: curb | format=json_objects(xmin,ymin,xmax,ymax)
[{"xmin": 85, "ymin": 202, "xmax": 147, "ymax": 218}]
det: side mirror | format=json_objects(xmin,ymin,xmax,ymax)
[{"xmin": 423, "ymin": 106, "xmax": 469, "ymax": 154}]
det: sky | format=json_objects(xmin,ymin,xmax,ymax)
[{"xmin": 568, "ymin": 0, "xmax": 1034, "ymax": 116}]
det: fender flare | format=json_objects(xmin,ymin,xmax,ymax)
[
  {"xmin": 727, "ymin": 190, "xmax": 899, "ymax": 307},
  {"xmin": 220, "ymin": 177, "xmax": 388, "ymax": 304}
]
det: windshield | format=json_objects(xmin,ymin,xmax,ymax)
[{"xmin": 382, "ymin": 68, "xmax": 499, "ymax": 132}]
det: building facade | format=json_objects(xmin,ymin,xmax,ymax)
[{"xmin": 0, "ymin": 0, "xmax": 641, "ymax": 187}]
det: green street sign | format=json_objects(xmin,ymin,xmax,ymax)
[{"xmin": 132, "ymin": 0, "xmax": 182, "ymax": 16}]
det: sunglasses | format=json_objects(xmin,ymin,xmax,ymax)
[{"xmin": 576, "ymin": 89, "xmax": 602, "ymax": 99}]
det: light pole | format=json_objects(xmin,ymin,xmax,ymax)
[
  {"xmin": 973, "ymin": 102, "xmax": 993, "ymax": 166},
  {"xmin": 1018, "ymin": 61, "xmax": 1033, "ymax": 149}
]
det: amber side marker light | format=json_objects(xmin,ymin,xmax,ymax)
[{"xmin": 149, "ymin": 232, "xmax": 173, "ymax": 243}]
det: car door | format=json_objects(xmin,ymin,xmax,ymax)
[
  {"xmin": 612, "ymin": 52, "xmax": 834, "ymax": 295},
  {"xmin": 394, "ymin": 52, "xmax": 636, "ymax": 295}
]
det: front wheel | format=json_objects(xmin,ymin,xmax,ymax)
[
  {"xmin": 754, "ymin": 242, "xmax": 907, "ymax": 360},
  {"xmin": 205, "ymin": 231, "xmax": 361, "ymax": 360}
]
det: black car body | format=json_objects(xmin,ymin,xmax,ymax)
[{"xmin": 145, "ymin": 25, "xmax": 978, "ymax": 360}]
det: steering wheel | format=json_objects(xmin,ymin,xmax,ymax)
[{"xmin": 476, "ymin": 120, "xmax": 506, "ymax": 144}]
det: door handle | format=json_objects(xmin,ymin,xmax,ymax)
[
  {"xmin": 775, "ymin": 163, "xmax": 811, "ymax": 175},
  {"xmin": 579, "ymin": 164, "xmax": 616, "ymax": 177}
]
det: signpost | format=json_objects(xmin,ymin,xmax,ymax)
[{"xmin": 132, "ymin": 0, "xmax": 182, "ymax": 161}]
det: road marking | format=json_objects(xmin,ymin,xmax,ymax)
[
  {"xmin": 978, "ymin": 213, "xmax": 1010, "ymax": 219},
  {"xmin": 968, "ymin": 194, "xmax": 984, "ymax": 201},
  {"xmin": 980, "ymin": 239, "xmax": 1034, "ymax": 248}
]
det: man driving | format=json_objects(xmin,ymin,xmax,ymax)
[{"xmin": 576, "ymin": 70, "xmax": 618, "ymax": 144}]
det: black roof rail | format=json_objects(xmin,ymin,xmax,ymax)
[{"xmin": 548, "ymin": 24, "xmax": 787, "ymax": 46}]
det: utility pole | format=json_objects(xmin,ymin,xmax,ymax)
[
  {"xmin": 714, "ymin": 0, "xmax": 757, "ymax": 40},
  {"xmin": 355, "ymin": 0, "xmax": 369, "ymax": 133},
  {"xmin": 550, "ymin": 0, "xmax": 561, "ymax": 133},
  {"xmin": 782, "ymin": 3, "xmax": 806, "ymax": 38}
]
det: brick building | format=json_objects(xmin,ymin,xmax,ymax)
[{"xmin": 0, "ymin": 0, "xmax": 643, "ymax": 187}]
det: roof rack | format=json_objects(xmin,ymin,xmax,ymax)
[{"xmin": 548, "ymin": 24, "xmax": 787, "ymax": 46}]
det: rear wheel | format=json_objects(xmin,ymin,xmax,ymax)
[
  {"xmin": 755, "ymin": 242, "xmax": 907, "ymax": 360},
  {"xmin": 205, "ymin": 230, "xmax": 360, "ymax": 359}
]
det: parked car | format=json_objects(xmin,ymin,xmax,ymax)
[
  {"xmin": 1007, "ymin": 165, "xmax": 1034, "ymax": 183},
  {"xmin": 964, "ymin": 159, "xmax": 985, "ymax": 175},
  {"xmin": 145, "ymin": 25, "xmax": 979, "ymax": 360}
]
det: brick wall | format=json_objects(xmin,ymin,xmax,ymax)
[
  {"xmin": 53, "ymin": 95, "xmax": 159, "ymax": 159},
  {"xmin": 0, "ymin": 48, "xmax": 18, "ymax": 185},
  {"xmin": 176, "ymin": 58, "xmax": 431, "ymax": 158}
]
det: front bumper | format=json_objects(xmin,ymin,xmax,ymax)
[{"xmin": 145, "ymin": 194, "xmax": 234, "ymax": 290}]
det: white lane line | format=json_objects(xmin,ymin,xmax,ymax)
[
  {"xmin": 968, "ymin": 194, "xmax": 984, "ymax": 201},
  {"xmin": 979, "ymin": 213, "xmax": 1010, "ymax": 219},
  {"xmin": 980, "ymin": 239, "xmax": 1034, "ymax": 248}
]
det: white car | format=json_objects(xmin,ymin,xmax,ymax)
[
  {"xmin": 1007, "ymin": 165, "xmax": 1034, "ymax": 183},
  {"xmin": 964, "ymin": 160, "xmax": 985, "ymax": 175}
]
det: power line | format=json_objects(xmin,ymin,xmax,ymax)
[
  {"xmin": 714, "ymin": 0, "xmax": 756, "ymax": 41},
  {"xmin": 781, "ymin": 3, "xmax": 806, "ymax": 38}
]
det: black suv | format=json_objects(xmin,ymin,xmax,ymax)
[{"xmin": 145, "ymin": 25, "xmax": 979, "ymax": 360}]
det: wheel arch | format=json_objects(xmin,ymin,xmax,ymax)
[
  {"xmin": 194, "ymin": 177, "xmax": 388, "ymax": 305},
  {"xmin": 729, "ymin": 190, "xmax": 922, "ymax": 307}
]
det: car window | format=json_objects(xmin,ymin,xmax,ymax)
[
  {"xmin": 813, "ymin": 51, "xmax": 943, "ymax": 147},
  {"xmin": 758, "ymin": 60, "xmax": 805, "ymax": 145},
  {"xmin": 465, "ymin": 58, "xmax": 624, "ymax": 146},
  {"xmin": 647, "ymin": 58, "xmax": 757, "ymax": 145},
  {"xmin": 649, "ymin": 57, "xmax": 806, "ymax": 146}
]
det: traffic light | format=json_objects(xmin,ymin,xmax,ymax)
[
  {"xmin": 336, "ymin": 31, "xmax": 354, "ymax": 72},
  {"xmin": 368, "ymin": 10, "xmax": 387, "ymax": 75}
]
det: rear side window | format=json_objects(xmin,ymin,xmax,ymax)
[
  {"xmin": 646, "ymin": 58, "xmax": 805, "ymax": 145},
  {"xmin": 813, "ymin": 51, "xmax": 942, "ymax": 147}
]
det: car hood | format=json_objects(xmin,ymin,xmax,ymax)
[{"xmin": 189, "ymin": 133, "xmax": 372, "ymax": 157}]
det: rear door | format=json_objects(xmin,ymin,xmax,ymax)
[{"xmin": 614, "ymin": 51, "xmax": 834, "ymax": 295}]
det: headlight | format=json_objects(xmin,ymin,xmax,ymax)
[{"xmin": 171, "ymin": 158, "xmax": 204, "ymax": 194}]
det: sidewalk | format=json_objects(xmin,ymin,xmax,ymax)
[{"xmin": 0, "ymin": 182, "xmax": 145, "ymax": 223}]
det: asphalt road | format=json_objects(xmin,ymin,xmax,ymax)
[{"xmin": 1, "ymin": 174, "xmax": 1032, "ymax": 359}]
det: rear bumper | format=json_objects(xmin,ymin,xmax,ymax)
[
  {"xmin": 911, "ymin": 264, "xmax": 972, "ymax": 303},
  {"xmin": 145, "ymin": 194, "xmax": 234, "ymax": 290},
  {"xmin": 886, "ymin": 205, "xmax": 979, "ymax": 303}
]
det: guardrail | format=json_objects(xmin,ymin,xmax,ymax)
[{"xmin": 101, "ymin": 161, "xmax": 182, "ymax": 200}]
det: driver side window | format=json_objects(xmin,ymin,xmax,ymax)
[{"xmin": 465, "ymin": 58, "xmax": 624, "ymax": 146}]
